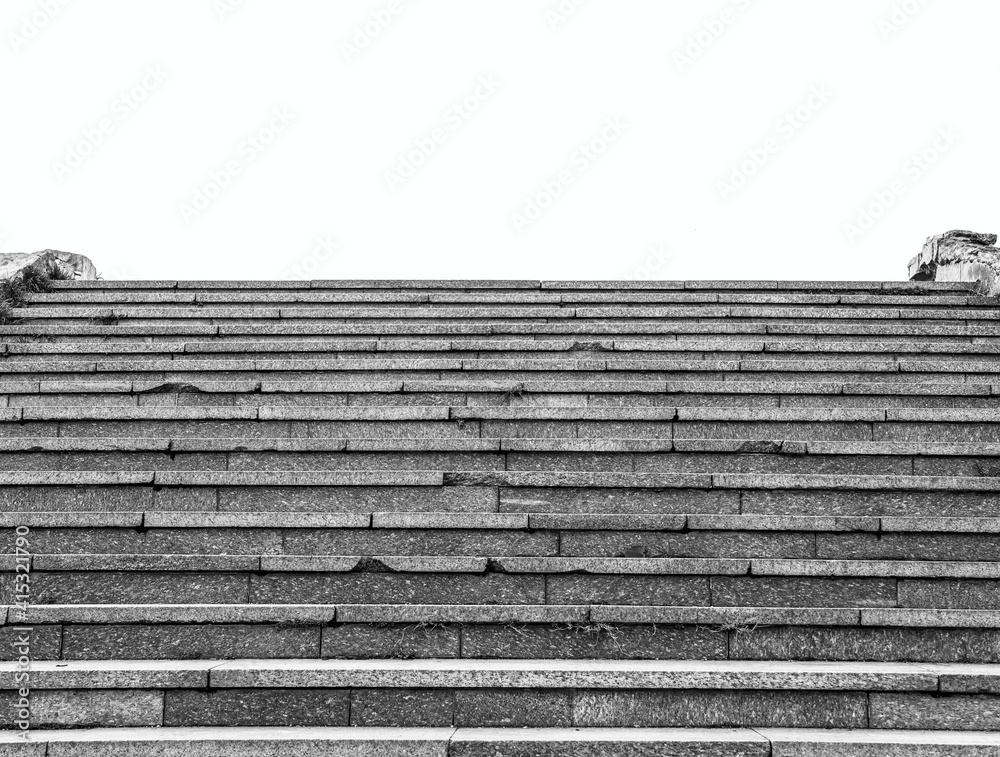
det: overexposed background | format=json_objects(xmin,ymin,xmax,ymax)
[{"xmin": 1, "ymin": 0, "xmax": 996, "ymax": 281}]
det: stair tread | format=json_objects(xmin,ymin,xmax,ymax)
[{"xmin": 5, "ymin": 726, "xmax": 1000, "ymax": 755}]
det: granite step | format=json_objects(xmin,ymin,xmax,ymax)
[
  {"xmin": 12, "ymin": 338, "xmax": 1000, "ymax": 360},
  {"xmin": 4, "ymin": 470, "xmax": 1000, "ymax": 491},
  {"xmin": 11, "ymin": 554, "xmax": 1000, "ymax": 580},
  {"xmin": 4, "ymin": 555, "xmax": 998, "ymax": 610},
  {"xmin": 8, "ymin": 603, "xmax": 1000, "ymax": 663},
  {"xmin": 3, "ymin": 471, "xmax": 999, "ymax": 516},
  {"xmin": 5, "ymin": 360, "xmax": 1000, "ymax": 387},
  {"xmin": 8, "ymin": 380, "xmax": 1000, "ymax": 412},
  {"xmin": 3, "ymin": 444, "xmax": 993, "ymax": 474},
  {"xmin": 5, "ymin": 726, "xmax": 1000, "ymax": 757},
  {"xmin": 22, "ymin": 291, "xmax": 998, "ymax": 309},
  {"xmin": 5, "ymin": 417, "xmax": 1000, "ymax": 444},
  {"xmin": 11, "ymin": 405, "xmax": 1000, "ymax": 421},
  {"xmin": 9, "ymin": 307, "xmax": 1000, "ymax": 323},
  {"xmin": 45, "ymin": 279, "xmax": 978, "ymax": 292},
  {"xmin": 4, "ymin": 508, "xmax": 996, "ymax": 562},
  {"xmin": 6, "ymin": 508, "xmax": 1000, "ymax": 533},
  {"xmin": 0, "ymin": 659, "xmax": 996, "ymax": 729},
  {"xmin": 8, "ymin": 321, "xmax": 1000, "ymax": 340}
]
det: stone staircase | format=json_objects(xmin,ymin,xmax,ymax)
[{"xmin": 1, "ymin": 278, "xmax": 999, "ymax": 755}]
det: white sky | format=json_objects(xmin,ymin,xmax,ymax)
[{"xmin": 2, "ymin": 0, "xmax": 996, "ymax": 281}]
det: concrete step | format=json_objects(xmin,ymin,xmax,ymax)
[
  {"xmin": 4, "ymin": 556, "xmax": 998, "ymax": 609},
  {"xmin": 6, "ymin": 508, "xmax": 1000, "ymax": 533},
  {"xmin": 4, "ymin": 360, "xmax": 1000, "ymax": 387},
  {"xmin": 6, "ymin": 726, "xmax": 1000, "ymax": 756},
  {"xmin": 0, "ymin": 659, "xmax": 996, "ymax": 729},
  {"xmin": 2, "ymin": 473, "xmax": 997, "ymax": 516},
  {"xmin": 5, "ymin": 434, "xmax": 1000, "ymax": 462},
  {"xmin": 10, "ymin": 297, "xmax": 999, "ymax": 314},
  {"xmin": 7, "ymin": 554, "xmax": 1000, "ymax": 580},
  {"xmin": 4, "ymin": 444, "xmax": 997, "ymax": 475},
  {"xmin": 9, "ymin": 407, "xmax": 1000, "ymax": 443},
  {"xmin": 11, "ymin": 404, "xmax": 1000, "ymax": 421},
  {"xmin": 5, "ymin": 509, "xmax": 996, "ymax": 562},
  {"xmin": 11, "ymin": 338, "xmax": 1000, "ymax": 359},
  {"xmin": 27, "ymin": 288, "xmax": 992, "ymax": 305},
  {"xmin": 8, "ymin": 603, "xmax": 1000, "ymax": 663},
  {"xmin": 46, "ymin": 279, "xmax": 978, "ymax": 291},
  {"xmin": 11, "ymin": 405, "xmax": 1000, "ymax": 422},
  {"xmin": 7, "ymin": 321, "xmax": 1000, "ymax": 340},
  {"xmin": 3, "ymin": 377, "xmax": 997, "ymax": 396},
  {"xmin": 10, "ymin": 308, "xmax": 1000, "ymax": 324},
  {"xmin": 4, "ymin": 470, "xmax": 1000, "ymax": 491},
  {"xmin": 9, "ymin": 382, "xmax": 1000, "ymax": 412}
]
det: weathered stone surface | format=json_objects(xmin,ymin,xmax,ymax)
[
  {"xmin": 249, "ymin": 574, "xmax": 543, "ymax": 605},
  {"xmin": 455, "ymin": 689, "xmax": 572, "ymax": 727},
  {"xmin": 764, "ymin": 729, "xmax": 1000, "ymax": 757},
  {"xmin": 449, "ymin": 728, "xmax": 770, "ymax": 757},
  {"xmin": 27, "ymin": 573, "xmax": 249, "ymax": 604},
  {"xmin": 350, "ymin": 688, "xmax": 454, "ymax": 726},
  {"xmin": 460, "ymin": 623, "xmax": 726, "ymax": 660},
  {"xmin": 17, "ymin": 729, "xmax": 452, "ymax": 757},
  {"xmin": 899, "ymin": 580, "xmax": 1000, "ymax": 609},
  {"xmin": 163, "ymin": 688, "xmax": 349, "ymax": 726},
  {"xmin": 323, "ymin": 623, "xmax": 460, "ymax": 659},
  {"xmin": 730, "ymin": 626, "xmax": 1000, "ymax": 663},
  {"xmin": 560, "ymin": 531, "xmax": 814, "ymax": 559},
  {"xmin": 870, "ymin": 692, "xmax": 1000, "ymax": 730},
  {"xmin": 710, "ymin": 577, "xmax": 897, "ymax": 608},
  {"xmin": 0, "ymin": 690, "xmax": 163, "ymax": 727},
  {"xmin": 573, "ymin": 690, "xmax": 867, "ymax": 728},
  {"xmin": 62, "ymin": 624, "xmax": 322, "ymax": 660},
  {"xmin": 547, "ymin": 575, "xmax": 710, "ymax": 606},
  {"xmin": 283, "ymin": 528, "xmax": 555, "ymax": 557}
]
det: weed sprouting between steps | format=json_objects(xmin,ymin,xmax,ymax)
[{"xmin": 0, "ymin": 258, "xmax": 73, "ymax": 325}]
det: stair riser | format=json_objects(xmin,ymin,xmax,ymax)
[
  {"xmin": 1, "ymin": 486, "xmax": 995, "ymax": 517},
  {"xmin": 16, "ymin": 527, "xmax": 999, "ymax": 562},
  {"xmin": 13, "ymin": 350, "xmax": 1000, "ymax": 362},
  {"xmin": 9, "ymin": 420, "xmax": 1000, "ymax": 442},
  {"xmin": 5, "ymin": 623, "xmax": 998, "ymax": 664},
  {"xmin": 5, "ymin": 573, "xmax": 998, "ymax": 609},
  {"xmin": 10, "ymin": 393, "xmax": 1000, "ymax": 409},
  {"xmin": 0, "ymin": 687, "xmax": 992, "ymax": 730},
  {"xmin": 3, "ymin": 450, "xmax": 1000, "ymax": 476}
]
